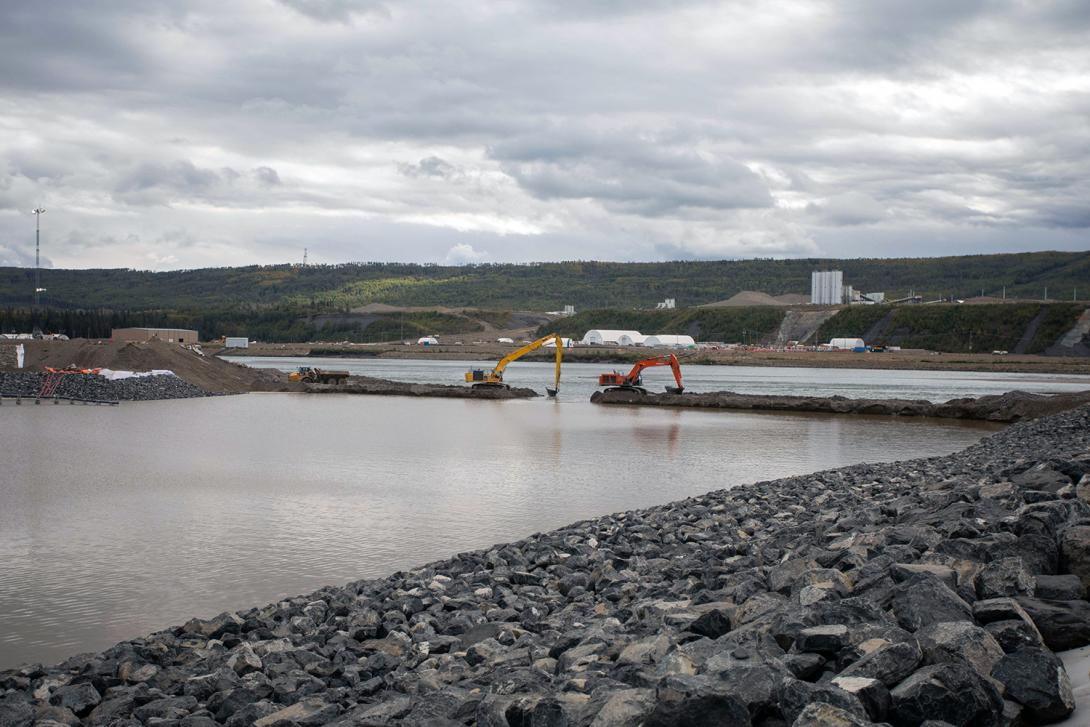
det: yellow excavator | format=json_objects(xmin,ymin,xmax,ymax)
[{"xmin": 465, "ymin": 334, "xmax": 563, "ymax": 397}]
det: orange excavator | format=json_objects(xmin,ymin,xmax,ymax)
[{"xmin": 597, "ymin": 354, "xmax": 684, "ymax": 394}]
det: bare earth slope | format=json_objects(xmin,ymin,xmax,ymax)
[{"xmin": 2, "ymin": 340, "xmax": 297, "ymax": 393}]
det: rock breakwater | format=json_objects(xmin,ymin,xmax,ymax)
[
  {"xmin": 2, "ymin": 406, "xmax": 1090, "ymax": 726},
  {"xmin": 307, "ymin": 376, "xmax": 538, "ymax": 399},
  {"xmin": 592, "ymin": 388, "xmax": 1090, "ymax": 423},
  {"xmin": 0, "ymin": 372, "xmax": 216, "ymax": 401}
]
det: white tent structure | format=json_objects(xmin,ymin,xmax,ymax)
[
  {"xmin": 828, "ymin": 337, "xmax": 865, "ymax": 350},
  {"xmin": 643, "ymin": 334, "xmax": 696, "ymax": 348},
  {"xmin": 544, "ymin": 337, "xmax": 574, "ymax": 348},
  {"xmin": 417, "ymin": 336, "xmax": 439, "ymax": 345},
  {"xmin": 581, "ymin": 330, "xmax": 644, "ymax": 346}
]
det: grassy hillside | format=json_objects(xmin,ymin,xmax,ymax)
[
  {"xmin": 815, "ymin": 303, "xmax": 1086, "ymax": 354},
  {"xmin": 1, "ymin": 251, "xmax": 1087, "ymax": 311},
  {"xmin": 539, "ymin": 307, "xmax": 786, "ymax": 344}
]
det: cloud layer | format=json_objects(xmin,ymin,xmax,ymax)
[{"xmin": 0, "ymin": 0, "xmax": 1087, "ymax": 269}]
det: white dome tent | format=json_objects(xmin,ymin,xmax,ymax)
[
  {"xmin": 580, "ymin": 330, "xmax": 645, "ymax": 346},
  {"xmin": 643, "ymin": 334, "xmax": 695, "ymax": 348}
]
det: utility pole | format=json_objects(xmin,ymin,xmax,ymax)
[
  {"xmin": 302, "ymin": 247, "xmax": 308, "ymax": 267},
  {"xmin": 32, "ymin": 207, "xmax": 46, "ymax": 306}
]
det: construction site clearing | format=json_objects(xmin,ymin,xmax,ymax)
[
  {"xmin": 214, "ymin": 339, "xmax": 1090, "ymax": 376},
  {"xmin": 3, "ymin": 339, "xmax": 1090, "ymax": 420}
]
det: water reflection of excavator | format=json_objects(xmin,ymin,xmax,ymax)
[
  {"xmin": 598, "ymin": 353, "xmax": 684, "ymax": 394},
  {"xmin": 465, "ymin": 333, "xmax": 563, "ymax": 397}
]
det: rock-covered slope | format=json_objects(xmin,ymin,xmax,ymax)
[
  {"xmin": 0, "ymin": 372, "xmax": 215, "ymax": 401},
  {"xmin": 592, "ymin": 388, "xmax": 1090, "ymax": 423},
  {"xmin": 3, "ymin": 407, "xmax": 1090, "ymax": 726}
]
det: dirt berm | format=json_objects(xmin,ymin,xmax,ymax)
[
  {"xmin": 591, "ymin": 388, "xmax": 1090, "ymax": 422},
  {"xmin": 307, "ymin": 376, "xmax": 537, "ymax": 399},
  {"xmin": 1, "ymin": 339, "xmax": 298, "ymax": 393}
]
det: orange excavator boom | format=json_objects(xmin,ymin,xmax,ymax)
[{"xmin": 597, "ymin": 353, "xmax": 683, "ymax": 393}]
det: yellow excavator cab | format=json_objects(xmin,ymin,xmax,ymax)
[{"xmin": 465, "ymin": 334, "xmax": 563, "ymax": 396}]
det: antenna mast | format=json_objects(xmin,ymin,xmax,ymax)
[
  {"xmin": 303, "ymin": 247, "xmax": 308, "ymax": 267},
  {"xmin": 32, "ymin": 207, "xmax": 46, "ymax": 306}
]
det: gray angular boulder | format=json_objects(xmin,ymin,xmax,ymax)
[
  {"xmin": 917, "ymin": 621, "xmax": 1005, "ymax": 677},
  {"xmin": 891, "ymin": 575, "xmax": 972, "ymax": 632},
  {"xmin": 791, "ymin": 702, "xmax": 873, "ymax": 726},
  {"xmin": 1060, "ymin": 525, "xmax": 1090, "ymax": 590},
  {"xmin": 889, "ymin": 664, "xmax": 1003, "ymax": 727},
  {"xmin": 837, "ymin": 640, "xmax": 922, "ymax": 687},
  {"xmin": 47, "ymin": 685, "xmax": 101, "ymax": 718},
  {"xmin": 974, "ymin": 557, "xmax": 1036, "ymax": 599},
  {"xmin": 991, "ymin": 648, "xmax": 1075, "ymax": 724},
  {"xmin": 1015, "ymin": 597, "xmax": 1090, "ymax": 651}
]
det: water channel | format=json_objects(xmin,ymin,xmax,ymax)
[{"xmin": 3, "ymin": 360, "xmax": 1087, "ymax": 668}]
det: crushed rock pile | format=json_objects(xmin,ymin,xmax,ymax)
[
  {"xmin": 2, "ymin": 406, "xmax": 1090, "ymax": 726},
  {"xmin": 0, "ymin": 372, "xmax": 215, "ymax": 401}
]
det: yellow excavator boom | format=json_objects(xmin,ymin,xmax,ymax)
[{"xmin": 465, "ymin": 333, "xmax": 563, "ymax": 394}]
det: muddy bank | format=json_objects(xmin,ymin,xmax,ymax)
[
  {"xmin": 2, "ymin": 404, "xmax": 1089, "ymax": 725},
  {"xmin": 1, "ymin": 340, "xmax": 299, "ymax": 393},
  {"xmin": 306, "ymin": 376, "xmax": 538, "ymax": 399},
  {"xmin": 591, "ymin": 388, "xmax": 1090, "ymax": 423}
]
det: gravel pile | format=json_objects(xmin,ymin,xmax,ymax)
[
  {"xmin": 2, "ymin": 406, "xmax": 1090, "ymax": 726},
  {"xmin": 0, "ymin": 372, "xmax": 216, "ymax": 401}
]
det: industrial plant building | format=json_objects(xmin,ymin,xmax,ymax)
[
  {"xmin": 112, "ymin": 327, "xmax": 198, "ymax": 344},
  {"xmin": 811, "ymin": 270, "xmax": 884, "ymax": 305},
  {"xmin": 811, "ymin": 270, "xmax": 845, "ymax": 305}
]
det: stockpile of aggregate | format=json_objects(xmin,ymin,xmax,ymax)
[
  {"xmin": 2, "ymin": 407, "xmax": 1090, "ymax": 726},
  {"xmin": 0, "ymin": 372, "xmax": 215, "ymax": 401}
]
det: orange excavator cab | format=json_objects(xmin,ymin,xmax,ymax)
[{"xmin": 597, "ymin": 354, "xmax": 684, "ymax": 394}]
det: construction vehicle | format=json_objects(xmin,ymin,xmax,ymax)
[
  {"xmin": 465, "ymin": 333, "xmax": 562, "ymax": 396},
  {"xmin": 598, "ymin": 354, "xmax": 684, "ymax": 394},
  {"xmin": 288, "ymin": 366, "xmax": 349, "ymax": 385}
]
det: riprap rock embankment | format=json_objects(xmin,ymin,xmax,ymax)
[
  {"xmin": 0, "ymin": 372, "xmax": 215, "ymax": 401},
  {"xmin": 3, "ymin": 407, "xmax": 1090, "ymax": 726},
  {"xmin": 307, "ymin": 377, "xmax": 538, "ymax": 399},
  {"xmin": 592, "ymin": 388, "xmax": 1090, "ymax": 423}
]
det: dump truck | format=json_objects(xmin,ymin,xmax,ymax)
[{"xmin": 288, "ymin": 367, "xmax": 349, "ymax": 384}]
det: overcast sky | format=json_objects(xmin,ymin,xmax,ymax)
[{"xmin": 1, "ymin": 1, "xmax": 1087, "ymax": 269}]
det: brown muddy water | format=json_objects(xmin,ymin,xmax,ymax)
[{"xmin": 2, "ymin": 393, "xmax": 1002, "ymax": 668}]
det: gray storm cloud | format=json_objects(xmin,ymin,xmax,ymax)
[{"xmin": 0, "ymin": 0, "xmax": 1086, "ymax": 268}]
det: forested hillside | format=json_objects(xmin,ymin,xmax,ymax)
[{"xmin": 1, "ymin": 251, "xmax": 1086, "ymax": 311}]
